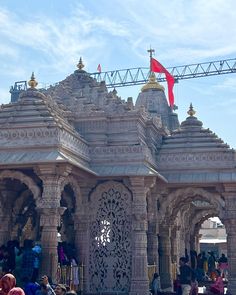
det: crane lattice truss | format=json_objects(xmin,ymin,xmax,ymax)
[
  {"xmin": 90, "ymin": 58, "xmax": 236, "ymax": 88},
  {"xmin": 10, "ymin": 58, "xmax": 236, "ymax": 94}
]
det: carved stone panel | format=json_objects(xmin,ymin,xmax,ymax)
[{"xmin": 89, "ymin": 181, "xmax": 132, "ymax": 293}]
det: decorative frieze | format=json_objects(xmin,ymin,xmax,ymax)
[
  {"xmin": 0, "ymin": 127, "xmax": 58, "ymax": 146},
  {"xmin": 157, "ymin": 151, "xmax": 234, "ymax": 168}
]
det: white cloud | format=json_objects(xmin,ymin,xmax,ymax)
[
  {"xmin": 0, "ymin": 88, "xmax": 11, "ymax": 104},
  {"xmin": 213, "ymin": 76, "xmax": 236, "ymax": 91},
  {"xmin": 0, "ymin": 3, "xmax": 129, "ymax": 80}
]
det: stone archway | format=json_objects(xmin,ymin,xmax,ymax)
[
  {"xmin": 161, "ymin": 187, "xmax": 225, "ymax": 223},
  {"xmin": 0, "ymin": 170, "xmax": 41, "ymax": 244},
  {"xmin": 158, "ymin": 187, "xmax": 225, "ymax": 290},
  {"xmin": 88, "ymin": 181, "xmax": 132, "ymax": 293},
  {"xmin": 0, "ymin": 170, "xmax": 40, "ymax": 200},
  {"xmin": 59, "ymin": 176, "xmax": 82, "ymax": 244}
]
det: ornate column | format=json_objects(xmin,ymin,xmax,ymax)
[
  {"xmin": 147, "ymin": 221, "xmax": 159, "ymax": 266},
  {"xmin": 171, "ymin": 225, "xmax": 180, "ymax": 281},
  {"xmin": 38, "ymin": 207, "xmax": 65, "ymax": 281},
  {"xmin": 159, "ymin": 223, "xmax": 173, "ymax": 291},
  {"xmin": 147, "ymin": 188, "xmax": 159, "ymax": 267},
  {"xmin": 73, "ymin": 184, "xmax": 93, "ymax": 293},
  {"xmin": 129, "ymin": 177, "xmax": 149, "ymax": 295},
  {"xmin": 35, "ymin": 165, "xmax": 71, "ymax": 282},
  {"xmin": 222, "ymin": 185, "xmax": 236, "ymax": 294}
]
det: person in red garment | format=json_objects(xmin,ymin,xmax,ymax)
[{"xmin": 208, "ymin": 275, "xmax": 224, "ymax": 295}]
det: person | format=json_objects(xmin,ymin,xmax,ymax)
[
  {"xmin": 21, "ymin": 240, "xmax": 36, "ymax": 282},
  {"xmin": 190, "ymin": 278, "xmax": 198, "ymax": 295},
  {"xmin": 208, "ymin": 251, "xmax": 216, "ymax": 278},
  {"xmin": 54, "ymin": 285, "xmax": 66, "ymax": 295},
  {"xmin": 31, "ymin": 244, "xmax": 42, "ymax": 282},
  {"xmin": 196, "ymin": 253, "xmax": 204, "ymax": 281},
  {"xmin": 201, "ymin": 251, "xmax": 208, "ymax": 278},
  {"xmin": 23, "ymin": 277, "xmax": 40, "ymax": 295},
  {"xmin": 0, "ymin": 273, "xmax": 16, "ymax": 295},
  {"xmin": 218, "ymin": 253, "xmax": 228, "ymax": 279},
  {"xmin": 208, "ymin": 275, "xmax": 224, "ymax": 294},
  {"xmin": 150, "ymin": 273, "xmax": 161, "ymax": 295},
  {"xmin": 179, "ymin": 257, "xmax": 193, "ymax": 295},
  {"xmin": 37, "ymin": 276, "xmax": 55, "ymax": 295},
  {"xmin": 13, "ymin": 247, "xmax": 23, "ymax": 287},
  {"xmin": 8, "ymin": 287, "xmax": 26, "ymax": 295}
]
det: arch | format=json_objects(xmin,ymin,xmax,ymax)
[
  {"xmin": 60, "ymin": 176, "xmax": 82, "ymax": 210},
  {"xmin": 0, "ymin": 170, "xmax": 40, "ymax": 201},
  {"xmin": 190, "ymin": 208, "xmax": 217, "ymax": 235},
  {"xmin": 160, "ymin": 187, "xmax": 225, "ymax": 222}
]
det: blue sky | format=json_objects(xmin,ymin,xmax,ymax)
[{"xmin": 0, "ymin": 0, "xmax": 236, "ymax": 147}]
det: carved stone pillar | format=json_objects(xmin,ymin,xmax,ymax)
[
  {"xmin": 35, "ymin": 165, "xmax": 72, "ymax": 282},
  {"xmin": 147, "ymin": 221, "xmax": 159, "ymax": 266},
  {"xmin": 159, "ymin": 223, "xmax": 173, "ymax": 291},
  {"xmin": 129, "ymin": 177, "xmax": 149, "ymax": 295},
  {"xmin": 38, "ymin": 207, "xmax": 65, "ymax": 282},
  {"xmin": 222, "ymin": 187, "xmax": 236, "ymax": 294},
  {"xmin": 147, "ymin": 188, "xmax": 159, "ymax": 267},
  {"xmin": 171, "ymin": 225, "xmax": 179, "ymax": 281},
  {"xmin": 74, "ymin": 212, "xmax": 89, "ymax": 293},
  {"xmin": 74, "ymin": 184, "xmax": 95, "ymax": 293}
]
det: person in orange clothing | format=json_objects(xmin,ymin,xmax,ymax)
[{"xmin": 0, "ymin": 274, "xmax": 16, "ymax": 295}]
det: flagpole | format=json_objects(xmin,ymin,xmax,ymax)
[{"xmin": 147, "ymin": 47, "xmax": 155, "ymax": 73}]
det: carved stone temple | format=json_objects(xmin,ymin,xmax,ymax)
[{"xmin": 0, "ymin": 60, "xmax": 236, "ymax": 294}]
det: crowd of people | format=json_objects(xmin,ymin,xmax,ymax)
[
  {"xmin": 150, "ymin": 250, "xmax": 228, "ymax": 295},
  {"xmin": 0, "ymin": 273, "xmax": 77, "ymax": 295},
  {"xmin": 0, "ymin": 239, "xmax": 80, "ymax": 294},
  {"xmin": 177, "ymin": 250, "xmax": 228, "ymax": 295},
  {"xmin": 0, "ymin": 239, "xmax": 41, "ymax": 286}
]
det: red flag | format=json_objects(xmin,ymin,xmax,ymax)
[
  {"xmin": 151, "ymin": 58, "xmax": 175, "ymax": 108},
  {"xmin": 97, "ymin": 64, "xmax": 101, "ymax": 73}
]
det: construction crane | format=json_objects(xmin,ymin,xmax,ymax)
[
  {"xmin": 9, "ymin": 57, "xmax": 236, "ymax": 102},
  {"xmin": 90, "ymin": 57, "xmax": 236, "ymax": 87}
]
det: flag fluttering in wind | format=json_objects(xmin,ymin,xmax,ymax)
[
  {"xmin": 97, "ymin": 64, "xmax": 102, "ymax": 73},
  {"xmin": 151, "ymin": 58, "xmax": 175, "ymax": 108}
]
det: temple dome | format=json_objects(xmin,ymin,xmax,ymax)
[
  {"xmin": 136, "ymin": 73, "xmax": 179, "ymax": 132},
  {"xmin": 141, "ymin": 72, "xmax": 165, "ymax": 92}
]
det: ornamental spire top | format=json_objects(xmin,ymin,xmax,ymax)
[
  {"xmin": 77, "ymin": 57, "xmax": 84, "ymax": 70},
  {"xmin": 187, "ymin": 103, "xmax": 196, "ymax": 117},
  {"xmin": 28, "ymin": 72, "xmax": 38, "ymax": 89}
]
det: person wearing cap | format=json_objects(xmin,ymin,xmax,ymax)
[{"xmin": 54, "ymin": 285, "xmax": 66, "ymax": 295}]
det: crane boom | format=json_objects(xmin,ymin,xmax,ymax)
[
  {"xmin": 9, "ymin": 57, "xmax": 236, "ymax": 102},
  {"xmin": 90, "ymin": 58, "xmax": 236, "ymax": 88}
]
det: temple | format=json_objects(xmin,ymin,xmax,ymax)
[{"xmin": 0, "ymin": 59, "xmax": 236, "ymax": 294}]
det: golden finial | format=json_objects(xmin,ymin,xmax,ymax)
[
  {"xmin": 77, "ymin": 57, "xmax": 84, "ymax": 70},
  {"xmin": 28, "ymin": 72, "xmax": 38, "ymax": 89},
  {"xmin": 187, "ymin": 103, "xmax": 196, "ymax": 116},
  {"xmin": 141, "ymin": 72, "xmax": 164, "ymax": 92}
]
